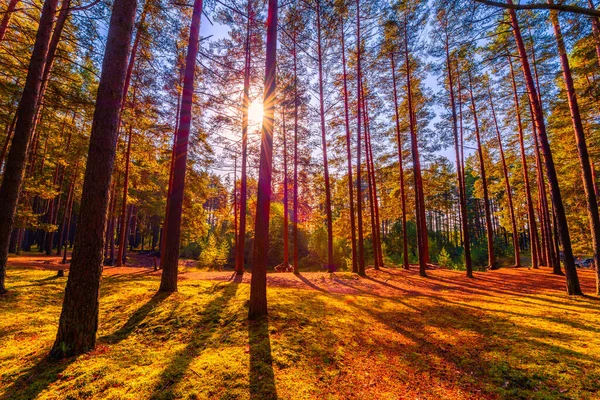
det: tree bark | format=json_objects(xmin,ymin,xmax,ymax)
[
  {"xmin": 390, "ymin": 52, "xmax": 410, "ymax": 270},
  {"xmin": 340, "ymin": 14, "xmax": 358, "ymax": 273},
  {"xmin": 50, "ymin": 0, "xmax": 138, "ymax": 357},
  {"xmin": 159, "ymin": 0, "xmax": 204, "ymax": 292},
  {"xmin": 0, "ymin": 0, "xmax": 60, "ymax": 294},
  {"xmin": 0, "ymin": 0, "xmax": 20, "ymax": 43},
  {"xmin": 356, "ymin": 0, "xmax": 366, "ymax": 276},
  {"xmin": 316, "ymin": 0, "xmax": 334, "ymax": 272},
  {"xmin": 248, "ymin": 0, "xmax": 278, "ymax": 320},
  {"xmin": 487, "ymin": 83, "xmax": 521, "ymax": 267},
  {"xmin": 116, "ymin": 125, "xmax": 133, "ymax": 267},
  {"xmin": 508, "ymin": 1, "xmax": 582, "ymax": 294},
  {"xmin": 550, "ymin": 2, "xmax": 600, "ymax": 294},
  {"xmin": 282, "ymin": 108, "xmax": 289, "ymax": 267}
]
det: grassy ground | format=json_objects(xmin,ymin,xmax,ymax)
[{"xmin": 1, "ymin": 258, "xmax": 600, "ymax": 400}]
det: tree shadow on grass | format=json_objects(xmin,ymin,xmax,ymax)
[
  {"xmin": 248, "ymin": 316, "xmax": 277, "ymax": 399},
  {"xmin": 100, "ymin": 291, "xmax": 172, "ymax": 345},
  {"xmin": 149, "ymin": 274, "xmax": 242, "ymax": 399},
  {"xmin": 0, "ymin": 355, "xmax": 75, "ymax": 400}
]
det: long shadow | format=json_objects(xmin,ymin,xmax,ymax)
[
  {"xmin": 100, "ymin": 291, "xmax": 172, "ymax": 345},
  {"xmin": 149, "ymin": 274, "xmax": 242, "ymax": 399},
  {"xmin": 248, "ymin": 316, "xmax": 277, "ymax": 399},
  {"xmin": 0, "ymin": 356, "xmax": 75, "ymax": 400},
  {"xmin": 296, "ymin": 273, "xmax": 327, "ymax": 293}
]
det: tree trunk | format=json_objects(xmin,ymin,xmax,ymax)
[
  {"xmin": 488, "ymin": 84, "xmax": 521, "ymax": 267},
  {"xmin": 0, "ymin": 0, "xmax": 60, "ymax": 294},
  {"xmin": 292, "ymin": 26, "xmax": 300, "ymax": 274},
  {"xmin": 390, "ymin": 53, "xmax": 410, "ymax": 270},
  {"xmin": 550, "ymin": 3, "xmax": 600, "ymax": 294},
  {"xmin": 248, "ymin": 0, "xmax": 278, "ymax": 320},
  {"xmin": 316, "ymin": 0, "xmax": 334, "ymax": 272},
  {"xmin": 116, "ymin": 125, "xmax": 133, "ymax": 267},
  {"xmin": 0, "ymin": 0, "xmax": 20, "ymax": 43},
  {"xmin": 282, "ymin": 108, "xmax": 289, "ymax": 267},
  {"xmin": 50, "ymin": 0, "xmax": 138, "ymax": 358},
  {"xmin": 235, "ymin": 0, "xmax": 252, "ymax": 276},
  {"xmin": 508, "ymin": 1, "xmax": 582, "ymax": 294},
  {"xmin": 508, "ymin": 55, "xmax": 539, "ymax": 269},
  {"xmin": 445, "ymin": 38, "xmax": 472, "ymax": 277},
  {"xmin": 340, "ymin": 13, "xmax": 358, "ymax": 273},
  {"xmin": 467, "ymin": 70, "xmax": 495, "ymax": 270},
  {"xmin": 159, "ymin": 0, "xmax": 204, "ymax": 292}
]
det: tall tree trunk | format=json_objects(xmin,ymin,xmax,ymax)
[
  {"xmin": 159, "ymin": 0, "xmax": 204, "ymax": 292},
  {"xmin": 116, "ymin": 125, "xmax": 133, "ymax": 267},
  {"xmin": 550, "ymin": 3, "xmax": 600, "ymax": 294},
  {"xmin": 488, "ymin": 84, "xmax": 521, "ymax": 267},
  {"xmin": 404, "ymin": 18, "xmax": 427, "ymax": 277},
  {"xmin": 0, "ymin": 109, "xmax": 18, "ymax": 173},
  {"xmin": 316, "ymin": 0, "xmax": 334, "ymax": 272},
  {"xmin": 292, "ymin": 25, "xmax": 300, "ymax": 274},
  {"xmin": 283, "ymin": 108, "xmax": 289, "ymax": 267},
  {"xmin": 390, "ymin": 53, "xmax": 410, "ymax": 270},
  {"xmin": 362, "ymin": 84, "xmax": 378, "ymax": 270},
  {"xmin": 0, "ymin": 0, "xmax": 60, "ymax": 294},
  {"xmin": 355, "ymin": 0, "xmax": 366, "ymax": 275},
  {"xmin": 508, "ymin": 55, "xmax": 539, "ymax": 269},
  {"xmin": 340, "ymin": 13, "xmax": 358, "ymax": 273},
  {"xmin": 50, "ymin": 0, "xmax": 138, "ymax": 357},
  {"xmin": 0, "ymin": 0, "xmax": 20, "ymax": 43},
  {"xmin": 444, "ymin": 38, "xmax": 472, "ymax": 276},
  {"xmin": 235, "ymin": 1, "xmax": 252, "ymax": 275},
  {"xmin": 508, "ymin": 1, "xmax": 582, "ymax": 294},
  {"xmin": 467, "ymin": 70, "xmax": 495, "ymax": 270},
  {"xmin": 248, "ymin": 0, "xmax": 278, "ymax": 320},
  {"xmin": 588, "ymin": 0, "xmax": 600, "ymax": 67}
]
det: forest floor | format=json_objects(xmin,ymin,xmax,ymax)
[{"xmin": 1, "ymin": 254, "xmax": 600, "ymax": 399}]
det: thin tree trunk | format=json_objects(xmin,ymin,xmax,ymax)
[
  {"xmin": 340, "ymin": 13, "xmax": 358, "ymax": 273},
  {"xmin": 235, "ymin": 0, "xmax": 252, "ymax": 275},
  {"xmin": 508, "ymin": 0, "xmax": 582, "ymax": 294},
  {"xmin": 467, "ymin": 70, "xmax": 495, "ymax": 270},
  {"xmin": 50, "ymin": 0, "xmax": 138, "ymax": 357},
  {"xmin": 159, "ymin": 0, "xmax": 204, "ymax": 292},
  {"xmin": 488, "ymin": 84, "xmax": 521, "ymax": 267},
  {"xmin": 283, "ymin": 108, "xmax": 289, "ymax": 267},
  {"xmin": 362, "ymin": 85, "xmax": 378, "ymax": 270},
  {"xmin": 0, "ymin": 111, "xmax": 18, "ymax": 173},
  {"xmin": 248, "ymin": 0, "xmax": 278, "ymax": 320},
  {"xmin": 316, "ymin": 0, "xmax": 334, "ymax": 272},
  {"xmin": 356, "ymin": 0, "xmax": 366, "ymax": 276},
  {"xmin": 390, "ymin": 52, "xmax": 410, "ymax": 270},
  {"xmin": 116, "ymin": 125, "xmax": 133, "ymax": 267},
  {"xmin": 292, "ymin": 25, "xmax": 300, "ymax": 274},
  {"xmin": 588, "ymin": 0, "xmax": 600, "ymax": 67},
  {"xmin": 508, "ymin": 55, "xmax": 539, "ymax": 269},
  {"xmin": 444, "ymin": 37, "xmax": 472, "ymax": 276},
  {"xmin": 0, "ymin": 0, "xmax": 60, "ymax": 294},
  {"xmin": 550, "ymin": 2, "xmax": 600, "ymax": 294}
]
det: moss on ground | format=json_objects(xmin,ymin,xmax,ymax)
[{"xmin": 1, "ymin": 264, "xmax": 600, "ymax": 399}]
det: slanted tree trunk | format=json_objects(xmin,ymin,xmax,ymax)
[
  {"xmin": 467, "ymin": 70, "xmax": 495, "ymax": 270},
  {"xmin": 508, "ymin": 0, "xmax": 582, "ymax": 295},
  {"xmin": 159, "ymin": 0, "xmax": 204, "ymax": 292},
  {"xmin": 0, "ymin": 0, "xmax": 60, "ymax": 294},
  {"xmin": 588, "ymin": 0, "xmax": 600, "ymax": 67},
  {"xmin": 248, "ymin": 0, "xmax": 278, "ymax": 320},
  {"xmin": 508, "ymin": 55, "xmax": 539, "ymax": 269},
  {"xmin": 50, "ymin": 0, "xmax": 138, "ymax": 358},
  {"xmin": 340, "ymin": 12, "xmax": 358, "ymax": 273},
  {"xmin": 390, "ymin": 52, "xmax": 410, "ymax": 270},
  {"xmin": 316, "ymin": 0, "xmax": 334, "ymax": 272},
  {"xmin": 0, "ymin": 0, "xmax": 20, "ymax": 43},
  {"xmin": 362, "ymin": 86, "xmax": 378, "ymax": 270},
  {"xmin": 355, "ymin": 0, "xmax": 366, "ymax": 276},
  {"xmin": 235, "ymin": 1, "xmax": 252, "ymax": 275},
  {"xmin": 550, "ymin": 2, "xmax": 600, "ymax": 294},
  {"xmin": 488, "ymin": 84, "xmax": 521, "ymax": 267}
]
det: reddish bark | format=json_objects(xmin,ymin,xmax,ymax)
[
  {"xmin": 356, "ymin": 0, "xmax": 366, "ymax": 275},
  {"xmin": 50, "ymin": 0, "xmax": 138, "ymax": 357},
  {"xmin": 116, "ymin": 125, "xmax": 133, "ymax": 267},
  {"xmin": 282, "ymin": 108, "xmax": 289, "ymax": 267},
  {"xmin": 508, "ymin": 0, "xmax": 582, "ymax": 295},
  {"xmin": 0, "ymin": 0, "xmax": 20, "ymax": 43},
  {"xmin": 248, "ymin": 0, "xmax": 278, "ymax": 319},
  {"xmin": 160, "ymin": 0, "xmax": 204, "ymax": 292}
]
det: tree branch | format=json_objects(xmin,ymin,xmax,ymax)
[{"xmin": 473, "ymin": 0, "xmax": 600, "ymax": 18}]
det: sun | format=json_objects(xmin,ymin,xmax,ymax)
[{"xmin": 248, "ymin": 100, "xmax": 264, "ymax": 127}]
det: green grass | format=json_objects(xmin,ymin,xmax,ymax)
[{"xmin": 1, "ymin": 266, "xmax": 600, "ymax": 399}]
